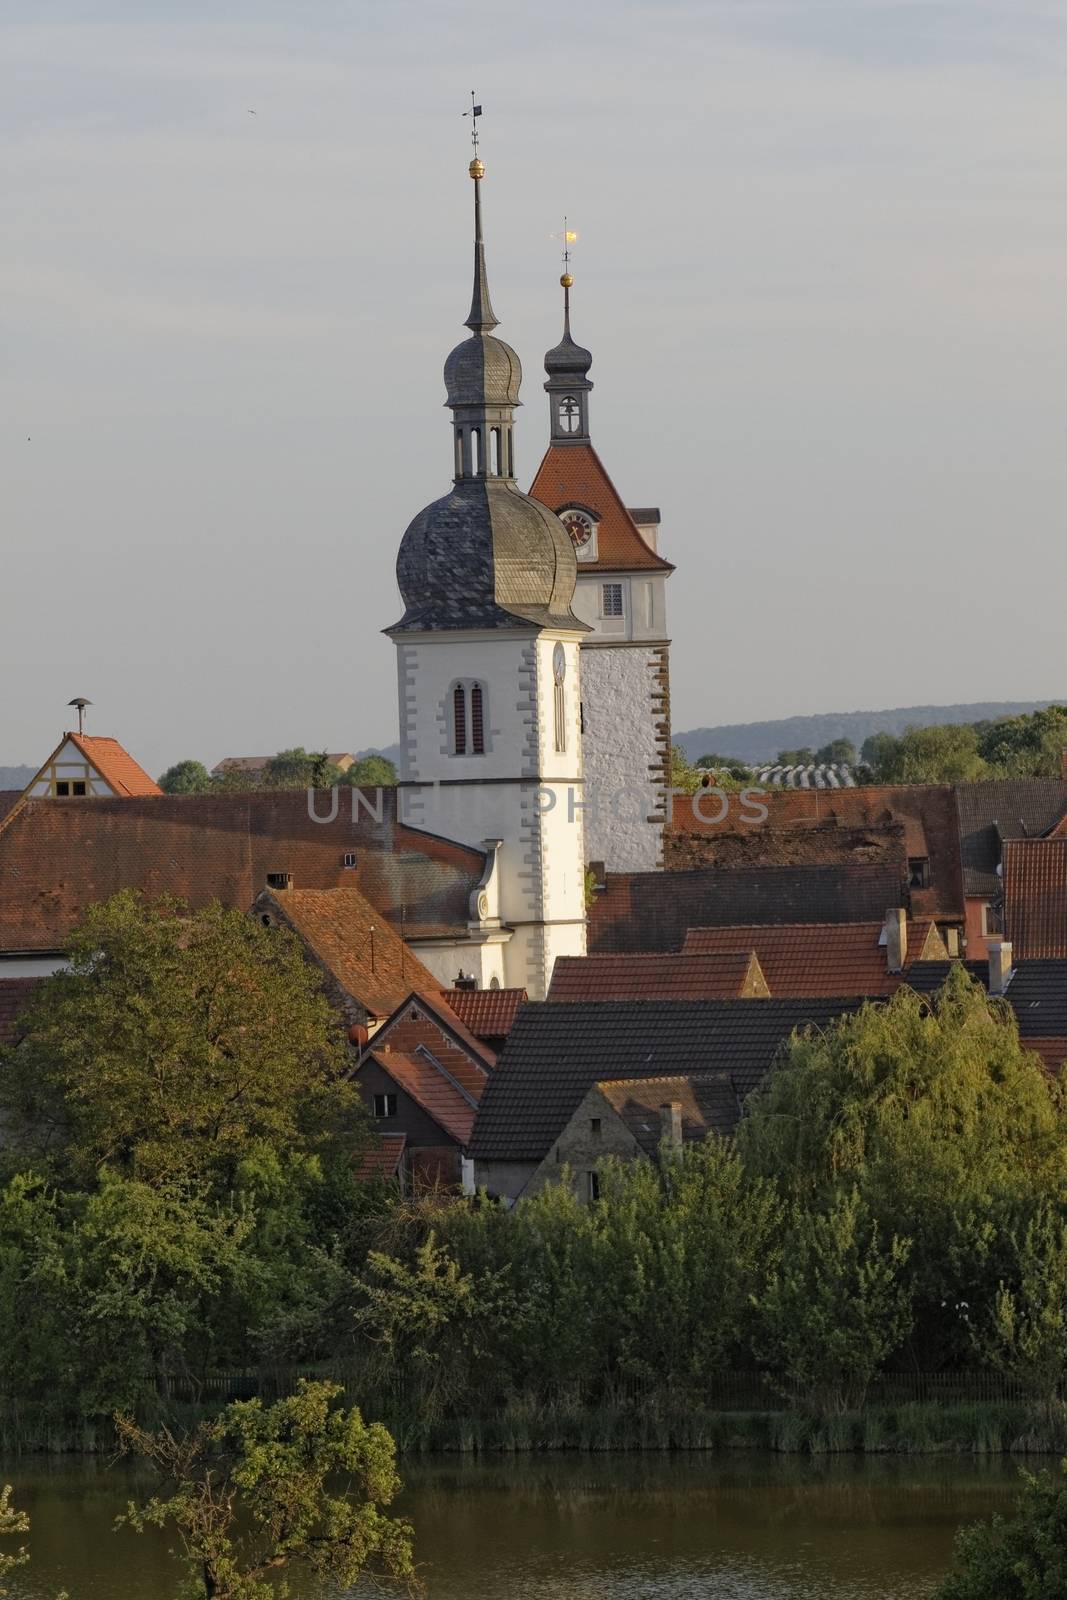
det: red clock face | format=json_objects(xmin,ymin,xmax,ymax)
[{"xmin": 563, "ymin": 512, "xmax": 593, "ymax": 549}]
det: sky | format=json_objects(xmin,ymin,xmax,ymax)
[{"xmin": 4, "ymin": 0, "xmax": 1067, "ymax": 778}]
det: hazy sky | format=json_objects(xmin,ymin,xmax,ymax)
[{"xmin": 4, "ymin": 1, "xmax": 1067, "ymax": 777}]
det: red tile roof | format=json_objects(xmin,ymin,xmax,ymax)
[
  {"xmin": 67, "ymin": 734, "xmax": 162, "ymax": 797},
  {"xmin": 401, "ymin": 989, "xmax": 498, "ymax": 1075},
  {"xmin": 354, "ymin": 1132, "xmax": 406, "ymax": 1182},
  {"xmin": 1003, "ymin": 839, "xmax": 1067, "ymax": 959},
  {"xmin": 681, "ymin": 920, "xmax": 946, "ymax": 997},
  {"xmin": 367, "ymin": 1049, "xmax": 476, "ymax": 1145},
  {"xmin": 259, "ymin": 887, "xmax": 441, "ymax": 1020},
  {"xmin": 1022, "ymin": 1038, "xmax": 1067, "ymax": 1073},
  {"xmin": 547, "ymin": 951, "xmax": 770, "ymax": 1002},
  {"xmin": 529, "ymin": 443, "xmax": 673, "ymax": 573},
  {"xmin": 0, "ymin": 978, "xmax": 42, "ymax": 1045},
  {"xmin": 670, "ymin": 783, "xmax": 963, "ymax": 922},
  {"xmin": 443, "ymin": 987, "xmax": 528, "ymax": 1040},
  {"xmin": 0, "ymin": 789, "xmax": 485, "ymax": 953}
]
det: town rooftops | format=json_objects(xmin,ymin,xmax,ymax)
[
  {"xmin": 1002, "ymin": 838, "xmax": 1067, "ymax": 958},
  {"xmin": 905, "ymin": 957, "xmax": 1067, "ymax": 1041},
  {"xmin": 681, "ymin": 920, "xmax": 947, "ymax": 997},
  {"xmin": 0, "ymin": 788, "xmax": 485, "ymax": 954},
  {"xmin": 469, "ymin": 996, "xmax": 866, "ymax": 1164},
  {"xmin": 444, "ymin": 986, "xmax": 527, "ymax": 1042},
  {"xmin": 256, "ymin": 886, "xmax": 441, "ymax": 1022},
  {"xmin": 587, "ymin": 864, "xmax": 907, "ymax": 955},
  {"xmin": 366, "ymin": 1048, "xmax": 478, "ymax": 1146},
  {"xmin": 547, "ymin": 951, "xmax": 770, "ymax": 1002},
  {"xmin": 955, "ymin": 778, "xmax": 1065, "ymax": 898},
  {"xmin": 529, "ymin": 442, "xmax": 673, "ymax": 574},
  {"xmin": 597, "ymin": 1072, "xmax": 744, "ymax": 1150}
]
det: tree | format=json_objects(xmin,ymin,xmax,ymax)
[
  {"xmin": 738, "ymin": 970, "xmax": 1067, "ymax": 1368},
  {"xmin": 0, "ymin": 1486, "xmax": 28, "ymax": 1596},
  {"xmin": 860, "ymin": 730, "xmax": 902, "ymax": 778},
  {"xmin": 751, "ymin": 1189, "xmax": 912, "ymax": 1413},
  {"xmin": 346, "ymin": 755, "xmax": 398, "ymax": 786},
  {"xmin": 895, "ymin": 723, "xmax": 987, "ymax": 783},
  {"xmin": 159, "ymin": 760, "xmax": 214, "ymax": 795},
  {"xmin": 933, "ymin": 1462, "xmax": 1067, "ymax": 1599},
  {"xmin": 776, "ymin": 747, "xmax": 815, "ymax": 766},
  {"xmin": 262, "ymin": 749, "xmax": 344, "ymax": 790},
  {"xmin": 670, "ymin": 744, "xmax": 701, "ymax": 795},
  {"xmin": 0, "ymin": 891, "xmax": 359, "ymax": 1189},
  {"xmin": 977, "ymin": 705, "xmax": 1067, "ymax": 778},
  {"xmin": 984, "ymin": 1207, "xmax": 1067, "ymax": 1413},
  {"xmin": 815, "ymin": 739, "xmax": 857, "ymax": 767},
  {"xmin": 117, "ymin": 1379, "xmax": 415, "ymax": 1600}
]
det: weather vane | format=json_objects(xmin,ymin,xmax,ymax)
[
  {"xmin": 462, "ymin": 90, "xmax": 482, "ymax": 159},
  {"xmin": 550, "ymin": 219, "xmax": 579, "ymax": 286}
]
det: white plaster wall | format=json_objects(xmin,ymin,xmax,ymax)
[
  {"xmin": 27, "ymin": 738, "xmax": 114, "ymax": 798},
  {"xmin": 573, "ymin": 572, "xmax": 668, "ymax": 642},
  {"xmin": 394, "ymin": 626, "xmax": 587, "ymax": 1002},
  {"xmin": 409, "ymin": 939, "xmax": 508, "ymax": 991},
  {"xmin": 0, "ymin": 956, "xmax": 70, "ymax": 979},
  {"xmin": 580, "ymin": 646, "xmax": 664, "ymax": 872}
]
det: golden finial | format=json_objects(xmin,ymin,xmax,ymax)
[
  {"xmin": 470, "ymin": 157, "xmax": 485, "ymax": 179},
  {"xmin": 560, "ymin": 272, "xmax": 573, "ymax": 288}
]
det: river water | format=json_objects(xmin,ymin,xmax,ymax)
[{"xmin": 1, "ymin": 1451, "xmax": 1031, "ymax": 1598}]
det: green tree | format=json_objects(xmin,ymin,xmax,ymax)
[
  {"xmin": 776, "ymin": 747, "xmax": 815, "ymax": 766},
  {"xmin": 860, "ymin": 730, "xmax": 902, "ymax": 779},
  {"xmin": 346, "ymin": 755, "xmax": 398, "ymax": 786},
  {"xmin": 751, "ymin": 1189, "xmax": 912, "ymax": 1413},
  {"xmin": 984, "ymin": 1207, "xmax": 1067, "ymax": 1413},
  {"xmin": 0, "ymin": 891, "xmax": 359, "ymax": 1190},
  {"xmin": 933, "ymin": 1463, "xmax": 1067, "ymax": 1599},
  {"xmin": 158, "ymin": 760, "xmax": 214, "ymax": 794},
  {"xmin": 815, "ymin": 738, "xmax": 857, "ymax": 766},
  {"xmin": 895, "ymin": 723, "xmax": 987, "ymax": 783},
  {"xmin": 738, "ymin": 970, "xmax": 1067, "ymax": 1368},
  {"xmin": 978, "ymin": 705, "xmax": 1067, "ymax": 777},
  {"xmin": 117, "ymin": 1379, "xmax": 415, "ymax": 1600},
  {"xmin": 262, "ymin": 749, "xmax": 344, "ymax": 790},
  {"xmin": 0, "ymin": 1486, "xmax": 28, "ymax": 1596},
  {"xmin": 670, "ymin": 744, "xmax": 700, "ymax": 794}
]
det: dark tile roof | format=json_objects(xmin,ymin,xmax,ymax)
[
  {"xmin": 597, "ymin": 1072, "xmax": 742, "ymax": 1151},
  {"xmin": 547, "ymin": 951, "xmax": 770, "ymax": 1002},
  {"xmin": 256, "ymin": 887, "xmax": 441, "ymax": 1021},
  {"xmin": 1003, "ymin": 839, "xmax": 1067, "ymax": 958},
  {"xmin": 0, "ymin": 977, "xmax": 42, "ymax": 1045},
  {"xmin": 681, "ymin": 920, "xmax": 946, "ymax": 997},
  {"xmin": 470, "ymin": 997, "xmax": 866, "ymax": 1164},
  {"xmin": 529, "ymin": 443, "xmax": 673, "ymax": 573},
  {"xmin": 0, "ymin": 788, "xmax": 485, "ymax": 952},
  {"xmin": 954, "ymin": 779, "xmax": 1065, "ymax": 898},
  {"xmin": 587, "ymin": 864, "xmax": 906, "ymax": 955},
  {"xmin": 443, "ymin": 987, "xmax": 528, "ymax": 1040},
  {"xmin": 905, "ymin": 958, "xmax": 1067, "ymax": 1038}
]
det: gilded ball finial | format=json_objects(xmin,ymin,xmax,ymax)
[
  {"xmin": 469, "ymin": 157, "xmax": 485, "ymax": 179},
  {"xmin": 560, "ymin": 272, "xmax": 573, "ymax": 288}
]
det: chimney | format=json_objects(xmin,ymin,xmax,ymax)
[
  {"xmin": 988, "ymin": 941, "xmax": 1014, "ymax": 996},
  {"xmin": 885, "ymin": 907, "xmax": 907, "ymax": 973},
  {"xmin": 659, "ymin": 1101, "xmax": 683, "ymax": 1148}
]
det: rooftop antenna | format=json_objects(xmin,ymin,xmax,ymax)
[{"xmin": 68, "ymin": 697, "xmax": 91, "ymax": 735}]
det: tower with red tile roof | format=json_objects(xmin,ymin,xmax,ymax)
[
  {"xmin": 385, "ymin": 154, "xmax": 589, "ymax": 1000},
  {"xmin": 530, "ymin": 272, "xmax": 674, "ymax": 872}
]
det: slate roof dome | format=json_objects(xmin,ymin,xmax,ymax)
[
  {"xmin": 544, "ymin": 326, "xmax": 592, "ymax": 379},
  {"xmin": 444, "ymin": 332, "xmax": 522, "ymax": 407},
  {"xmin": 393, "ymin": 478, "xmax": 581, "ymax": 632}
]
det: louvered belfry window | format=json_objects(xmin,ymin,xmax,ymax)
[
  {"xmin": 470, "ymin": 682, "xmax": 485, "ymax": 754},
  {"xmin": 454, "ymin": 684, "xmax": 467, "ymax": 754}
]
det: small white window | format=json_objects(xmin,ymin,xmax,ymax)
[
  {"xmin": 342, "ymin": 852, "xmax": 357, "ymax": 869},
  {"xmin": 602, "ymin": 583, "xmax": 623, "ymax": 618}
]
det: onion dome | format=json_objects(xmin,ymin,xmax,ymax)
[
  {"xmin": 388, "ymin": 159, "xmax": 585, "ymax": 636},
  {"xmin": 544, "ymin": 275, "xmax": 592, "ymax": 378}
]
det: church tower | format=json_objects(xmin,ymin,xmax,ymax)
[
  {"xmin": 387, "ymin": 155, "xmax": 589, "ymax": 1001},
  {"xmin": 530, "ymin": 272, "xmax": 674, "ymax": 872}
]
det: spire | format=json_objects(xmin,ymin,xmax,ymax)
[
  {"xmin": 544, "ymin": 243, "xmax": 593, "ymax": 443},
  {"xmin": 465, "ymin": 160, "xmax": 499, "ymax": 333}
]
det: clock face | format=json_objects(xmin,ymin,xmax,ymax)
[{"xmin": 562, "ymin": 511, "xmax": 593, "ymax": 549}]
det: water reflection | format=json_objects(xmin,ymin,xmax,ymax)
[{"xmin": 1, "ymin": 1450, "xmax": 1032, "ymax": 1600}]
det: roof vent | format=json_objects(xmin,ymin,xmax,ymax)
[{"xmin": 266, "ymin": 871, "xmax": 293, "ymax": 891}]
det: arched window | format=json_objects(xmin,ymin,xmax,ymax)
[
  {"xmin": 471, "ymin": 427, "xmax": 482, "ymax": 476},
  {"xmin": 490, "ymin": 428, "xmax": 501, "ymax": 476},
  {"xmin": 552, "ymin": 643, "xmax": 567, "ymax": 755},
  {"xmin": 450, "ymin": 681, "xmax": 488, "ymax": 756},
  {"xmin": 470, "ymin": 682, "xmax": 485, "ymax": 754}
]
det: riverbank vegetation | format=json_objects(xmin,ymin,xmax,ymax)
[{"xmin": 2, "ymin": 897, "xmax": 1067, "ymax": 1454}]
